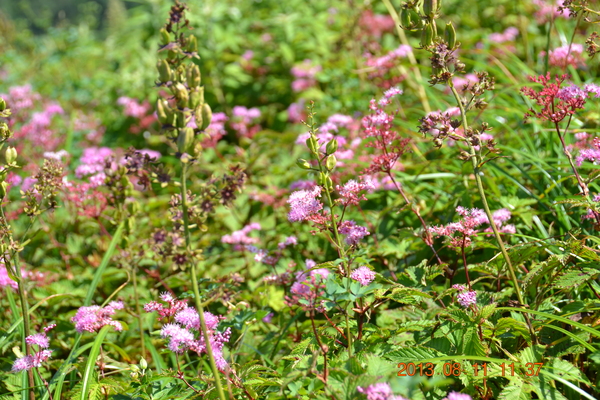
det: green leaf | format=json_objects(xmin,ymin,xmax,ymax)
[{"xmin": 80, "ymin": 325, "xmax": 111, "ymax": 400}]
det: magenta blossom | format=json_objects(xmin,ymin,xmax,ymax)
[
  {"xmin": 357, "ymin": 382, "xmax": 409, "ymax": 400},
  {"xmin": 452, "ymin": 284, "xmax": 477, "ymax": 308},
  {"xmin": 351, "ymin": 266, "xmax": 376, "ymax": 286},
  {"xmin": 12, "ymin": 325, "xmax": 55, "ymax": 372},
  {"xmin": 287, "ymin": 186, "xmax": 323, "ymax": 222},
  {"xmin": 339, "ymin": 220, "xmax": 370, "ymax": 245},
  {"xmin": 72, "ymin": 301, "xmax": 124, "ymax": 333}
]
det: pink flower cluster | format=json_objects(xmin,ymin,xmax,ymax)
[
  {"xmin": 188, "ymin": 112, "xmax": 228, "ymax": 147},
  {"xmin": 542, "ymin": 44, "xmax": 585, "ymax": 68},
  {"xmin": 336, "ymin": 179, "xmax": 375, "ymax": 206},
  {"xmin": 146, "ymin": 293, "xmax": 231, "ymax": 371},
  {"xmin": 443, "ymin": 391, "xmax": 472, "ymax": 400},
  {"xmin": 231, "ymin": 106, "xmax": 261, "ymax": 138},
  {"xmin": 489, "ymin": 27, "xmax": 519, "ymax": 43},
  {"xmin": 117, "ymin": 96, "xmax": 156, "ymax": 133},
  {"xmin": 287, "ymin": 100, "xmax": 306, "ymax": 123},
  {"xmin": 429, "ymin": 206, "xmax": 515, "ymax": 249},
  {"xmin": 286, "ymin": 259, "xmax": 330, "ymax": 310},
  {"xmin": 12, "ymin": 103, "xmax": 64, "ymax": 152},
  {"xmin": 357, "ymin": 382, "xmax": 408, "ymax": 400},
  {"xmin": 288, "ymin": 186, "xmax": 323, "ymax": 222},
  {"xmin": 364, "ymin": 45, "xmax": 412, "ymax": 87},
  {"xmin": 291, "ymin": 60, "xmax": 321, "ymax": 92},
  {"xmin": 1, "ymin": 85, "xmax": 40, "ymax": 112},
  {"xmin": 532, "ymin": 0, "xmax": 569, "ymax": 23},
  {"xmin": 362, "ymin": 88, "xmax": 410, "ymax": 174},
  {"xmin": 452, "ymin": 284, "xmax": 477, "ymax": 308},
  {"xmin": 0, "ymin": 264, "xmax": 45, "ymax": 291},
  {"xmin": 72, "ymin": 301, "xmax": 124, "ymax": 333},
  {"xmin": 12, "ymin": 325, "xmax": 56, "ymax": 372},
  {"xmin": 450, "ymin": 74, "xmax": 479, "ymax": 94},
  {"xmin": 221, "ymin": 222, "xmax": 261, "ymax": 249},
  {"xmin": 577, "ymin": 137, "xmax": 600, "ymax": 166},
  {"xmin": 351, "ymin": 266, "xmax": 376, "ymax": 286},
  {"xmin": 339, "ymin": 220, "xmax": 370, "ymax": 245},
  {"xmin": 75, "ymin": 147, "xmax": 114, "ymax": 187},
  {"xmin": 358, "ymin": 10, "xmax": 395, "ymax": 38}
]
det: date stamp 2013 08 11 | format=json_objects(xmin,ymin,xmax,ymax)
[{"xmin": 397, "ymin": 362, "xmax": 544, "ymax": 378}]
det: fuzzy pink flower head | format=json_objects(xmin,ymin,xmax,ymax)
[
  {"xmin": 336, "ymin": 179, "xmax": 374, "ymax": 206},
  {"xmin": 351, "ymin": 266, "xmax": 376, "ymax": 286},
  {"xmin": 288, "ymin": 186, "xmax": 323, "ymax": 222},
  {"xmin": 339, "ymin": 220, "xmax": 370, "ymax": 245},
  {"xmin": 456, "ymin": 290, "xmax": 477, "ymax": 308},
  {"xmin": 0, "ymin": 263, "xmax": 18, "ymax": 290},
  {"xmin": 26, "ymin": 333, "xmax": 50, "ymax": 349},
  {"xmin": 72, "ymin": 302, "xmax": 124, "ymax": 333},
  {"xmin": 444, "ymin": 392, "xmax": 473, "ymax": 400},
  {"xmin": 221, "ymin": 222, "xmax": 261, "ymax": 245},
  {"xmin": 357, "ymin": 382, "xmax": 393, "ymax": 400},
  {"xmin": 489, "ymin": 27, "xmax": 519, "ymax": 43}
]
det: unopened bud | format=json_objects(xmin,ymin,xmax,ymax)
[
  {"xmin": 0, "ymin": 182, "xmax": 7, "ymax": 199},
  {"xmin": 445, "ymin": 22, "xmax": 456, "ymax": 49},
  {"xmin": 0, "ymin": 123, "xmax": 9, "ymax": 140},
  {"xmin": 187, "ymin": 65, "xmax": 201, "ymax": 88},
  {"xmin": 317, "ymin": 172, "xmax": 327, "ymax": 186},
  {"xmin": 177, "ymin": 127, "xmax": 195, "ymax": 154},
  {"xmin": 5, "ymin": 146, "xmax": 17, "ymax": 165},
  {"xmin": 200, "ymin": 103, "xmax": 212, "ymax": 130},
  {"xmin": 175, "ymin": 109, "xmax": 189, "ymax": 129},
  {"xmin": 325, "ymin": 139, "xmax": 338, "ymax": 155},
  {"xmin": 326, "ymin": 154, "xmax": 337, "ymax": 171},
  {"xmin": 157, "ymin": 60, "xmax": 172, "ymax": 83},
  {"xmin": 0, "ymin": 98, "xmax": 6, "ymax": 112},
  {"xmin": 156, "ymin": 99, "xmax": 169, "ymax": 125},
  {"xmin": 140, "ymin": 357, "xmax": 148, "ymax": 370},
  {"xmin": 159, "ymin": 28, "xmax": 171, "ymax": 46},
  {"xmin": 296, "ymin": 158, "xmax": 311, "ymax": 169}
]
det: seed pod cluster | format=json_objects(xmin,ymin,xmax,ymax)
[{"xmin": 155, "ymin": 13, "xmax": 213, "ymax": 159}]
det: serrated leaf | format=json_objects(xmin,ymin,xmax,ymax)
[{"xmin": 554, "ymin": 268, "xmax": 598, "ymax": 289}]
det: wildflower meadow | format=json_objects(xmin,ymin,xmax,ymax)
[{"xmin": 1, "ymin": 0, "xmax": 600, "ymax": 399}]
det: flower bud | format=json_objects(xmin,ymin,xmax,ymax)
[
  {"xmin": 326, "ymin": 154, "xmax": 337, "ymax": 171},
  {"xmin": 174, "ymin": 84, "xmax": 189, "ymax": 109},
  {"xmin": 159, "ymin": 28, "xmax": 171, "ymax": 46},
  {"xmin": 306, "ymin": 136, "xmax": 319, "ymax": 154},
  {"xmin": 200, "ymin": 103, "xmax": 212, "ymax": 130},
  {"xmin": 5, "ymin": 146, "xmax": 17, "ymax": 165},
  {"xmin": 140, "ymin": 357, "xmax": 148, "ymax": 370},
  {"xmin": 175, "ymin": 109, "xmax": 189, "ymax": 129},
  {"xmin": 0, "ymin": 98, "xmax": 6, "ymax": 112},
  {"xmin": 420, "ymin": 23, "xmax": 435, "ymax": 48},
  {"xmin": 0, "ymin": 182, "xmax": 7, "ymax": 199},
  {"xmin": 325, "ymin": 139, "xmax": 338, "ymax": 155},
  {"xmin": 177, "ymin": 127, "xmax": 195, "ymax": 154},
  {"xmin": 296, "ymin": 158, "xmax": 311, "ymax": 169},
  {"xmin": 317, "ymin": 172, "xmax": 327, "ymax": 186},
  {"xmin": 186, "ymin": 35, "xmax": 198, "ymax": 53},
  {"xmin": 445, "ymin": 22, "xmax": 456, "ymax": 49},
  {"xmin": 157, "ymin": 60, "xmax": 172, "ymax": 83}
]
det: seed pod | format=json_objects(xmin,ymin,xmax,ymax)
[
  {"xmin": 186, "ymin": 64, "xmax": 201, "ymax": 88},
  {"xmin": 326, "ymin": 154, "xmax": 337, "ymax": 171},
  {"xmin": 317, "ymin": 172, "xmax": 327, "ymax": 186},
  {"xmin": 296, "ymin": 158, "xmax": 311, "ymax": 169},
  {"xmin": 445, "ymin": 22, "xmax": 456, "ymax": 49},
  {"xmin": 0, "ymin": 182, "xmax": 7, "ymax": 199},
  {"xmin": 174, "ymin": 83, "xmax": 189, "ymax": 109},
  {"xmin": 140, "ymin": 358, "xmax": 148, "ymax": 370},
  {"xmin": 422, "ymin": 0, "xmax": 440, "ymax": 18},
  {"xmin": 175, "ymin": 109, "xmax": 188, "ymax": 129},
  {"xmin": 5, "ymin": 146, "xmax": 17, "ymax": 165},
  {"xmin": 186, "ymin": 35, "xmax": 198, "ymax": 53},
  {"xmin": 156, "ymin": 99, "xmax": 169, "ymax": 124},
  {"xmin": 325, "ymin": 139, "xmax": 338, "ymax": 155},
  {"xmin": 159, "ymin": 28, "xmax": 171, "ymax": 46},
  {"xmin": 0, "ymin": 98, "xmax": 5, "ymax": 112},
  {"xmin": 188, "ymin": 89, "xmax": 202, "ymax": 109},
  {"xmin": 420, "ymin": 23, "xmax": 435, "ymax": 48},
  {"xmin": 400, "ymin": 8, "xmax": 412, "ymax": 30},
  {"xmin": 157, "ymin": 60, "xmax": 172, "ymax": 83},
  {"xmin": 177, "ymin": 127, "xmax": 195, "ymax": 154},
  {"xmin": 0, "ymin": 123, "xmax": 10, "ymax": 140},
  {"xmin": 200, "ymin": 103, "xmax": 212, "ymax": 130},
  {"xmin": 306, "ymin": 136, "xmax": 319, "ymax": 154}
]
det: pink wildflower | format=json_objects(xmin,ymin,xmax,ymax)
[
  {"xmin": 443, "ymin": 392, "xmax": 473, "ymax": 400},
  {"xmin": 72, "ymin": 301, "xmax": 124, "ymax": 333},
  {"xmin": 351, "ymin": 266, "xmax": 376, "ymax": 286},
  {"xmin": 339, "ymin": 220, "xmax": 370, "ymax": 245},
  {"xmin": 521, "ymin": 74, "xmax": 587, "ymax": 123},
  {"xmin": 453, "ymin": 284, "xmax": 477, "ymax": 308},
  {"xmin": 287, "ymin": 186, "xmax": 323, "ymax": 222}
]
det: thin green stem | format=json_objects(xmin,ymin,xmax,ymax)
[
  {"xmin": 132, "ymin": 264, "xmax": 146, "ymax": 359},
  {"xmin": 448, "ymin": 84, "xmax": 521, "ymax": 299},
  {"xmin": 180, "ymin": 162, "xmax": 228, "ymax": 400}
]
